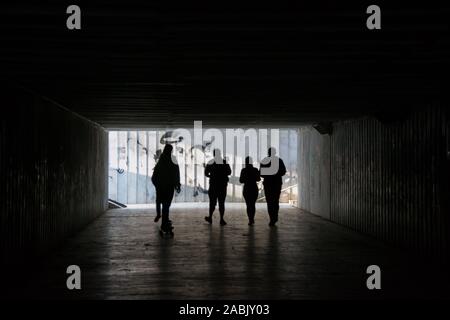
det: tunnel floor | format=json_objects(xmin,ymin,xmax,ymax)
[{"xmin": 17, "ymin": 203, "xmax": 450, "ymax": 299}]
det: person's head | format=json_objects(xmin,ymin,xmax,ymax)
[
  {"xmin": 213, "ymin": 148, "xmax": 223, "ymax": 163},
  {"xmin": 245, "ymin": 156, "xmax": 253, "ymax": 166},
  {"xmin": 268, "ymin": 147, "xmax": 277, "ymax": 157},
  {"xmin": 213, "ymin": 148, "xmax": 222, "ymax": 158},
  {"xmin": 162, "ymin": 144, "xmax": 173, "ymax": 156}
]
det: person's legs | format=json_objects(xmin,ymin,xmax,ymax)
[
  {"xmin": 161, "ymin": 203, "xmax": 169, "ymax": 230},
  {"xmin": 205, "ymin": 187, "xmax": 217, "ymax": 223},
  {"xmin": 218, "ymin": 185, "xmax": 227, "ymax": 225},
  {"xmin": 272, "ymin": 186, "xmax": 282, "ymax": 223},
  {"xmin": 160, "ymin": 188, "xmax": 174, "ymax": 231},
  {"xmin": 266, "ymin": 185, "xmax": 282, "ymax": 226},
  {"xmin": 243, "ymin": 193, "xmax": 251, "ymax": 219},
  {"xmin": 252, "ymin": 187, "xmax": 259, "ymax": 221},
  {"xmin": 247, "ymin": 198, "xmax": 256, "ymax": 225},
  {"xmin": 264, "ymin": 185, "xmax": 274, "ymax": 223},
  {"xmin": 154, "ymin": 189, "xmax": 162, "ymax": 222},
  {"xmin": 249, "ymin": 193, "xmax": 257, "ymax": 224},
  {"xmin": 244, "ymin": 189, "xmax": 257, "ymax": 225},
  {"xmin": 209, "ymin": 189, "xmax": 217, "ymax": 217},
  {"xmin": 268, "ymin": 202, "xmax": 275, "ymax": 224}
]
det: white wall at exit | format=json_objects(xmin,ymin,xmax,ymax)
[{"xmin": 108, "ymin": 129, "xmax": 298, "ymax": 204}]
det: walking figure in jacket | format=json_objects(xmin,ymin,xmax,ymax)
[
  {"xmin": 239, "ymin": 156, "xmax": 261, "ymax": 225},
  {"xmin": 204, "ymin": 149, "xmax": 231, "ymax": 226},
  {"xmin": 151, "ymin": 144, "xmax": 181, "ymax": 233},
  {"xmin": 260, "ymin": 147, "xmax": 286, "ymax": 226}
]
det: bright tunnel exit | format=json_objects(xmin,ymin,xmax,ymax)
[{"xmin": 108, "ymin": 128, "xmax": 299, "ymax": 204}]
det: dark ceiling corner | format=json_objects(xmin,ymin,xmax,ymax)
[{"xmin": 312, "ymin": 122, "xmax": 333, "ymax": 135}]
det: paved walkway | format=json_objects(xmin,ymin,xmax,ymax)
[{"xmin": 19, "ymin": 203, "xmax": 449, "ymax": 299}]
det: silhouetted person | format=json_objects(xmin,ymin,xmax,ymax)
[
  {"xmin": 153, "ymin": 150, "xmax": 163, "ymax": 222},
  {"xmin": 151, "ymin": 144, "xmax": 181, "ymax": 232},
  {"xmin": 260, "ymin": 147, "xmax": 286, "ymax": 226},
  {"xmin": 239, "ymin": 156, "xmax": 261, "ymax": 225},
  {"xmin": 205, "ymin": 149, "xmax": 231, "ymax": 226}
]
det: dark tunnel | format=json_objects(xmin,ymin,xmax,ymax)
[{"xmin": 0, "ymin": 1, "xmax": 449, "ymax": 301}]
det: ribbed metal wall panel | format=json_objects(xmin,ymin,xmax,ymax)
[
  {"xmin": 330, "ymin": 106, "xmax": 449, "ymax": 260},
  {"xmin": 297, "ymin": 127, "xmax": 331, "ymax": 219},
  {"xmin": 0, "ymin": 87, "xmax": 108, "ymax": 266}
]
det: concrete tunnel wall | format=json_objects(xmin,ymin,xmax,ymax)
[
  {"xmin": 297, "ymin": 106, "xmax": 450, "ymax": 261},
  {"xmin": 0, "ymin": 87, "xmax": 108, "ymax": 266}
]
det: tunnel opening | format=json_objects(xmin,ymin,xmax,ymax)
[{"xmin": 108, "ymin": 128, "xmax": 299, "ymax": 205}]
